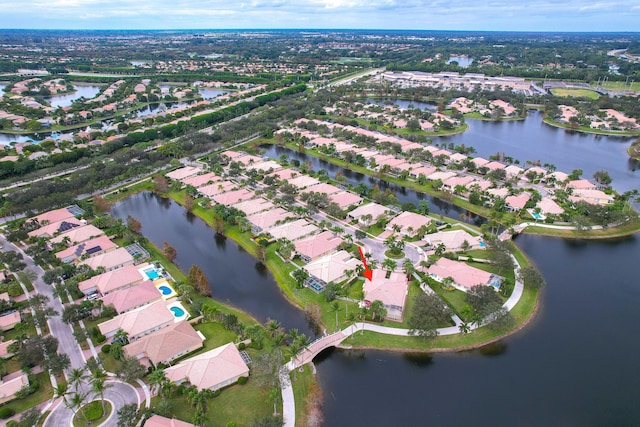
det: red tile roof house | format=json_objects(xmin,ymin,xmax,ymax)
[
  {"xmin": 212, "ymin": 189, "xmax": 256, "ymax": 207},
  {"xmin": 180, "ymin": 172, "xmax": 219, "ymax": 189},
  {"xmin": 55, "ymin": 235, "xmax": 116, "ymax": 264},
  {"xmin": 231, "ymin": 198, "xmax": 275, "ymax": 217},
  {"xmin": 0, "ymin": 372, "xmax": 29, "ymax": 404},
  {"xmin": 409, "ymin": 166, "xmax": 437, "ymax": 179},
  {"xmin": 49, "ymin": 224, "xmax": 105, "ymax": 246},
  {"xmin": 165, "ymin": 166, "xmax": 201, "ymax": 181},
  {"xmin": 300, "ymin": 182, "xmax": 342, "ymax": 196},
  {"xmin": 363, "ymin": 269, "xmax": 409, "ymax": 321},
  {"xmin": 100, "ymin": 280, "xmax": 162, "ymax": 314},
  {"xmin": 0, "ymin": 339, "xmax": 17, "ymax": 359},
  {"xmin": 442, "ymin": 175, "xmax": 475, "ymax": 193},
  {"xmin": 425, "ymin": 230, "xmax": 482, "ymax": 252},
  {"xmin": 32, "ymin": 206, "xmax": 77, "ymax": 225},
  {"xmin": 234, "ymin": 154, "xmax": 263, "ymax": 166},
  {"xmin": 198, "ymin": 181, "xmax": 236, "ymax": 198},
  {"xmin": 0, "ymin": 311, "xmax": 20, "ymax": 331},
  {"xmin": 537, "ymin": 197, "xmax": 565, "ymax": 215},
  {"xmin": 471, "ymin": 157, "xmax": 490, "ymax": 169},
  {"xmin": 329, "ymin": 191, "xmax": 363, "ymax": 210},
  {"xmin": 294, "ymin": 231, "xmax": 343, "ymax": 263},
  {"xmin": 123, "ymin": 321, "xmax": 204, "ymax": 367},
  {"xmin": 144, "ymin": 415, "xmax": 195, "ymax": 427},
  {"xmin": 267, "ymin": 168, "xmax": 299, "ymax": 181},
  {"xmin": 505, "ymin": 193, "xmax": 531, "ymax": 212},
  {"xmin": 386, "ymin": 211, "xmax": 432, "ymax": 237},
  {"xmin": 246, "ymin": 160, "xmax": 282, "ymax": 173},
  {"xmin": 79, "ymin": 247, "xmax": 135, "ymax": 273},
  {"xmin": 424, "ymin": 258, "xmax": 502, "ymax": 292},
  {"xmin": 98, "ymin": 300, "xmax": 175, "ymax": 342},
  {"xmin": 569, "ymin": 189, "xmax": 614, "ymax": 206},
  {"xmin": 347, "ymin": 202, "xmax": 391, "ymax": 224},
  {"xmin": 303, "ymin": 250, "xmax": 360, "ymax": 292},
  {"xmin": 164, "ymin": 343, "xmax": 249, "ymax": 392},
  {"xmin": 247, "ymin": 208, "xmax": 296, "ymax": 234},
  {"xmin": 78, "ymin": 263, "xmax": 147, "ymax": 296},
  {"xmin": 267, "ymin": 219, "xmax": 319, "ymax": 242},
  {"xmin": 28, "ymin": 217, "xmax": 84, "ymax": 239},
  {"xmin": 567, "ymin": 179, "xmax": 597, "ymax": 191}
]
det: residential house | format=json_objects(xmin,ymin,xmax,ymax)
[
  {"xmin": 505, "ymin": 193, "xmax": 531, "ymax": 212},
  {"xmin": 55, "ymin": 235, "xmax": 116, "ymax": 264},
  {"xmin": 231, "ymin": 198, "xmax": 274, "ymax": 217},
  {"xmin": 78, "ymin": 263, "xmax": 146, "ymax": 295},
  {"xmin": 166, "ymin": 166, "xmax": 200, "ymax": 181},
  {"xmin": 0, "ymin": 339, "xmax": 16, "ymax": 359},
  {"xmin": 347, "ymin": 203, "xmax": 390, "ymax": 224},
  {"xmin": 123, "ymin": 321, "xmax": 204, "ymax": 367},
  {"xmin": 100, "ymin": 280, "xmax": 162, "ymax": 314},
  {"xmin": 536, "ymin": 198, "xmax": 565, "ymax": 215},
  {"xmin": 212, "ymin": 189, "xmax": 255, "ymax": 206},
  {"xmin": 247, "ymin": 208, "xmax": 295, "ymax": 234},
  {"xmin": 0, "ymin": 311, "xmax": 20, "ymax": 331},
  {"xmin": 28, "ymin": 217, "xmax": 84, "ymax": 239},
  {"xmin": 144, "ymin": 415, "xmax": 195, "ymax": 427},
  {"xmin": 0, "ymin": 373, "xmax": 29, "ymax": 404},
  {"xmin": 329, "ymin": 191, "xmax": 363, "ymax": 209},
  {"xmin": 49, "ymin": 225, "xmax": 105, "ymax": 246},
  {"xmin": 78, "ymin": 247, "xmax": 135, "ymax": 272},
  {"xmin": 294, "ymin": 231, "xmax": 343, "ymax": 263},
  {"xmin": 362, "ymin": 269, "xmax": 409, "ymax": 321},
  {"xmin": 425, "ymin": 230, "xmax": 482, "ymax": 252},
  {"xmin": 304, "ymin": 251, "xmax": 360, "ymax": 292},
  {"xmin": 98, "ymin": 300, "xmax": 175, "ymax": 341},
  {"xmin": 164, "ymin": 343, "xmax": 249, "ymax": 391},
  {"xmin": 425, "ymin": 258, "xmax": 501, "ymax": 292},
  {"xmin": 569, "ymin": 189, "xmax": 614, "ymax": 205},
  {"xmin": 386, "ymin": 211, "xmax": 431, "ymax": 236},
  {"xmin": 267, "ymin": 219, "xmax": 319, "ymax": 242},
  {"xmin": 180, "ymin": 172, "xmax": 219, "ymax": 188}
]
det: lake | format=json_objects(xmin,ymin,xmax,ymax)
[
  {"xmin": 110, "ymin": 192, "xmax": 316, "ymax": 337},
  {"xmin": 198, "ymin": 88, "xmax": 229, "ymax": 99},
  {"xmin": 317, "ymin": 234, "xmax": 640, "ymax": 426},
  {"xmin": 45, "ymin": 84, "xmax": 101, "ymax": 108},
  {"xmin": 447, "ymin": 55, "xmax": 474, "ymax": 68}
]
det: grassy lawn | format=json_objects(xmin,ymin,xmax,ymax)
[
  {"xmin": 425, "ymin": 277, "xmax": 469, "ymax": 319},
  {"xmin": 150, "ymin": 378, "xmax": 274, "ymax": 427},
  {"xmin": 550, "ymin": 87, "xmax": 600, "ymax": 100},
  {"xmin": 73, "ymin": 400, "xmax": 112, "ymax": 427},
  {"xmin": 0, "ymin": 372, "xmax": 53, "ymax": 414},
  {"xmin": 193, "ymin": 322, "xmax": 238, "ymax": 354},
  {"xmin": 290, "ymin": 364, "xmax": 315, "ymax": 427},
  {"xmin": 543, "ymin": 117, "xmax": 640, "ymax": 136},
  {"xmin": 523, "ymin": 220, "xmax": 640, "ymax": 239}
]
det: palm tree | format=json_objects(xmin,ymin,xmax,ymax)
[
  {"xmin": 266, "ymin": 319, "xmax": 282, "ymax": 338},
  {"xmin": 382, "ymin": 258, "xmax": 397, "ymax": 272},
  {"xmin": 147, "ymin": 368, "xmax": 167, "ymax": 397},
  {"xmin": 53, "ymin": 382, "xmax": 69, "ymax": 407},
  {"xmin": 68, "ymin": 367, "xmax": 88, "ymax": 394},
  {"xmin": 90, "ymin": 372, "xmax": 112, "ymax": 416},
  {"xmin": 402, "ymin": 259, "xmax": 416, "ymax": 280},
  {"xmin": 458, "ymin": 322, "xmax": 471, "ymax": 335},
  {"xmin": 69, "ymin": 391, "xmax": 90, "ymax": 423}
]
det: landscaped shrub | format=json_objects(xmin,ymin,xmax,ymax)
[
  {"xmin": 237, "ymin": 342, "xmax": 246, "ymax": 351},
  {"xmin": 96, "ymin": 334, "xmax": 106, "ymax": 344},
  {"xmin": 237, "ymin": 376, "xmax": 248, "ymax": 385},
  {"xmin": 6, "ymin": 420, "xmax": 18, "ymax": 427},
  {"xmin": 101, "ymin": 344, "xmax": 111, "ymax": 354},
  {"xmin": 0, "ymin": 407, "xmax": 15, "ymax": 419}
]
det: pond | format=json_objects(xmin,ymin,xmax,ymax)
[
  {"xmin": 365, "ymin": 98, "xmax": 437, "ymax": 111},
  {"xmin": 45, "ymin": 85, "xmax": 101, "ymax": 108},
  {"xmin": 198, "ymin": 88, "xmax": 229, "ymax": 99},
  {"xmin": 447, "ymin": 55, "xmax": 474, "ymax": 67},
  {"xmin": 316, "ymin": 233, "xmax": 640, "ymax": 426},
  {"xmin": 110, "ymin": 192, "xmax": 316, "ymax": 337}
]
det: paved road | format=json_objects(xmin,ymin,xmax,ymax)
[{"xmin": 44, "ymin": 381, "xmax": 140, "ymax": 427}]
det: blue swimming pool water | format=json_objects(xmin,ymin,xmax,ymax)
[
  {"xmin": 159, "ymin": 285, "xmax": 172, "ymax": 295},
  {"xmin": 144, "ymin": 269, "xmax": 159, "ymax": 280},
  {"xmin": 479, "ymin": 242, "xmax": 486, "ymax": 248},
  {"xmin": 170, "ymin": 306, "xmax": 185, "ymax": 317},
  {"xmin": 531, "ymin": 212, "xmax": 543, "ymax": 219}
]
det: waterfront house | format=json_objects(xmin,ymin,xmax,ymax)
[
  {"xmin": 123, "ymin": 321, "xmax": 204, "ymax": 367},
  {"xmin": 294, "ymin": 231, "xmax": 343, "ymax": 263},
  {"xmin": 55, "ymin": 235, "xmax": 116, "ymax": 264},
  {"xmin": 78, "ymin": 263, "xmax": 147, "ymax": 296},
  {"xmin": 303, "ymin": 250, "xmax": 360, "ymax": 292},
  {"xmin": 386, "ymin": 211, "xmax": 432, "ymax": 236},
  {"xmin": 28, "ymin": 217, "xmax": 84, "ymax": 239},
  {"xmin": 329, "ymin": 191, "xmax": 363, "ymax": 209},
  {"xmin": 180, "ymin": 172, "xmax": 219, "ymax": 188},
  {"xmin": 164, "ymin": 343, "xmax": 249, "ymax": 391},
  {"xmin": 49, "ymin": 225, "xmax": 105, "ymax": 246},
  {"xmin": 166, "ymin": 166, "xmax": 200, "ymax": 181},
  {"xmin": 98, "ymin": 300, "xmax": 175, "ymax": 341},
  {"xmin": 267, "ymin": 219, "xmax": 319, "ymax": 242},
  {"xmin": 425, "ymin": 230, "xmax": 482, "ymax": 252},
  {"xmin": 505, "ymin": 193, "xmax": 531, "ymax": 212},
  {"xmin": 212, "ymin": 189, "xmax": 256, "ymax": 206},
  {"xmin": 100, "ymin": 280, "xmax": 162, "ymax": 314},
  {"xmin": 362, "ymin": 269, "xmax": 409, "ymax": 321},
  {"xmin": 78, "ymin": 247, "xmax": 135, "ymax": 272},
  {"xmin": 347, "ymin": 203, "xmax": 390, "ymax": 224},
  {"xmin": 537, "ymin": 197, "xmax": 565, "ymax": 215},
  {"xmin": 231, "ymin": 198, "xmax": 275, "ymax": 217},
  {"xmin": 300, "ymin": 182, "xmax": 342, "ymax": 196},
  {"xmin": 247, "ymin": 208, "xmax": 296, "ymax": 234},
  {"xmin": 425, "ymin": 258, "xmax": 501, "ymax": 292}
]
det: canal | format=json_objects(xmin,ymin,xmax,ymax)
[{"xmin": 110, "ymin": 191, "xmax": 316, "ymax": 337}]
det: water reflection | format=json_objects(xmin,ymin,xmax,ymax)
[{"xmin": 475, "ymin": 341, "xmax": 508, "ymax": 357}]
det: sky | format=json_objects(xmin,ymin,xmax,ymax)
[{"xmin": 1, "ymin": 0, "xmax": 639, "ymax": 32}]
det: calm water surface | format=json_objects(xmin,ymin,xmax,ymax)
[
  {"xmin": 317, "ymin": 234, "xmax": 640, "ymax": 426},
  {"xmin": 45, "ymin": 85, "xmax": 101, "ymax": 108},
  {"xmin": 110, "ymin": 192, "xmax": 315, "ymax": 336}
]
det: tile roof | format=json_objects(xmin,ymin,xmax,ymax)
[
  {"xmin": 425, "ymin": 258, "xmax": 493, "ymax": 290},
  {"xmin": 78, "ymin": 263, "xmax": 146, "ymax": 295},
  {"xmin": 294, "ymin": 231, "xmax": 343, "ymax": 261},
  {"xmin": 98, "ymin": 300, "xmax": 175, "ymax": 339},
  {"xmin": 363, "ymin": 269, "xmax": 409, "ymax": 310},
  {"xmin": 50, "ymin": 225, "xmax": 105, "ymax": 245},
  {"xmin": 100, "ymin": 280, "xmax": 162, "ymax": 313},
  {"xmin": 79, "ymin": 248, "xmax": 134, "ymax": 272},
  {"xmin": 144, "ymin": 415, "xmax": 195, "ymax": 427},
  {"xmin": 123, "ymin": 321, "xmax": 204, "ymax": 365}
]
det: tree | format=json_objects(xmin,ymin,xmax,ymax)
[
  {"xmin": 69, "ymin": 391, "xmax": 90, "ymax": 423},
  {"xmin": 126, "ymin": 215, "xmax": 142, "ymax": 234},
  {"xmin": 518, "ymin": 266, "xmax": 546, "ymax": 289},
  {"xmin": 162, "ymin": 241, "xmax": 177, "ymax": 262},
  {"xmin": 153, "ymin": 174, "xmax": 169, "ymax": 193},
  {"xmin": 148, "ymin": 368, "xmax": 168, "ymax": 397},
  {"xmin": 117, "ymin": 403, "xmax": 139, "ymax": 427},
  {"xmin": 184, "ymin": 193, "xmax": 195, "ymax": 212},
  {"xmin": 44, "ymin": 352, "xmax": 71, "ymax": 375},
  {"xmin": 90, "ymin": 370, "xmax": 113, "ymax": 416},
  {"xmin": 277, "ymin": 238, "xmax": 295, "ymax": 261},
  {"xmin": 569, "ymin": 169, "xmax": 583, "ymax": 180},
  {"xmin": 369, "ymin": 300, "xmax": 387, "ymax": 321},
  {"xmin": 593, "ymin": 170, "xmax": 612, "ymax": 187},
  {"xmin": 292, "ymin": 269, "xmax": 309, "ymax": 288},
  {"xmin": 188, "ymin": 264, "xmax": 211, "ymax": 296},
  {"xmin": 92, "ymin": 194, "xmax": 110, "ymax": 214},
  {"xmin": 382, "ymin": 258, "xmax": 397, "ymax": 272},
  {"xmin": 115, "ymin": 357, "xmax": 146, "ymax": 383},
  {"xmin": 408, "ymin": 293, "xmax": 452, "ymax": 339}
]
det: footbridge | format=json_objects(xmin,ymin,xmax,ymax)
[{"xmin": 287, "ymin": 331, "xmax": 350, "ymax": 370}]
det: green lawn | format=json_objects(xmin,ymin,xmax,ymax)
[
  {"xmin": 0, "ymin": 372, "xmax": 53, "ymax": 414},
  {"xmin": 73, "ymin": 400, "xmax": 112, "ymax": 427},
  {"xmin": 193, "ymin": 322, "xmax": 238, "ymax": 354},
  {"xmin": 424, "ymin": 277, "xmax": 469, "ymax": 320},
  {"xmin": 150, "ymin": 378, "xmax": 274, "ymax": 427},
  {"xmin": 290, "ymin": 365, "xmax": 316, "ymax": 427},
  {"xmin": 550, "ymin": 87, "xmax": 600, "ymax": 100}
]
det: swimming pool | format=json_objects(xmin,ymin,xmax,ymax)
[
  {"xmin": 479, "ymin": 242, "xmax": 486, "ymax": 248},
  {"xmin": 158, "ymin": 285, "xmax": 172, "ymax": 296},
  {"xmin": 531, "ymin": 212, "xmax": 544, "ymax": 220},
  {"xmin": 144, "ymin": 268, "xmax": 159, "ymax": 280},
  {"xmin": 170, "ymin": 306, "xmax": 185, "ymax": 317}
]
